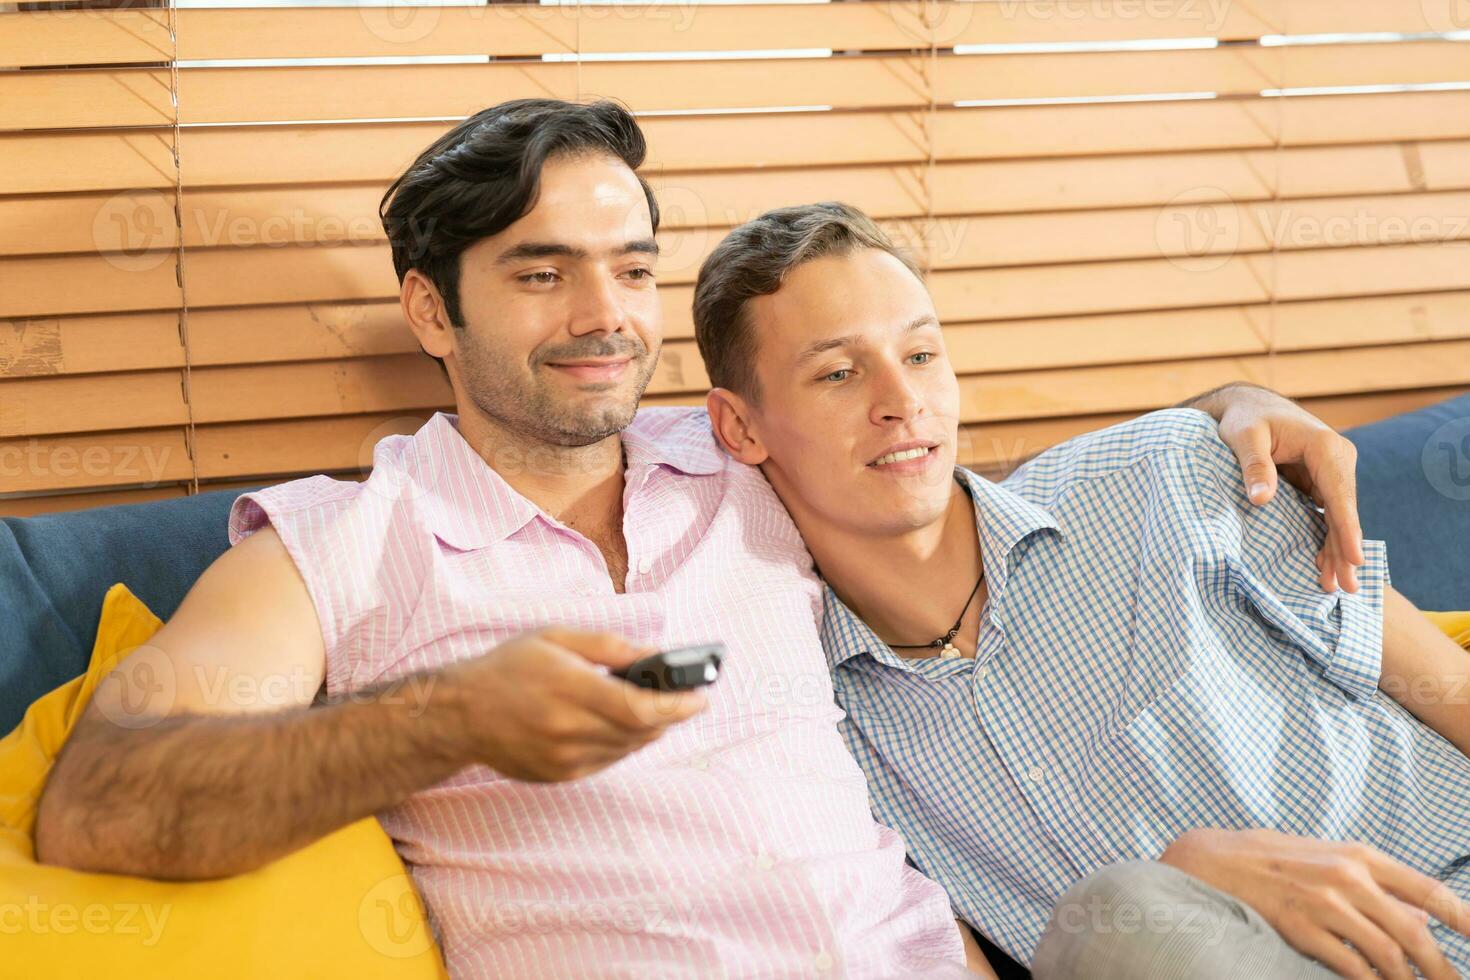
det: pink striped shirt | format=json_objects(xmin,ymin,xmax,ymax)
[{"xmin": 227, "ymin": 408, "xmax": 963, "ymax": 979}]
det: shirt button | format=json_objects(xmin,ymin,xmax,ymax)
[
  {"xmin": 636, "ymin": 556, "xmax": 653, "ymax": 575},
  {"xmin": 814, "ymin": 951, "xmax": 834, "ymax": 972},
  {"xmin": 1028, "ymin": 766, "xmax": 1045, "ymax": 783},
  {"xmin": 690, "ymin": 756, "xmax": 709, "ymax": 771},
  {"xmin": 976, "ymin": 664, "xmax": 991, "ymax": 680},
  {"xmin": 755, "ymin": 852, "xmax": 775, "ymax": 871}
]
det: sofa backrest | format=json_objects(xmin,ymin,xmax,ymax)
[
  {"xmin": 1343, "ymin": 391, "xmax": 1470, "ymax": 613},
  {"xmin": 0, "ymin": 487, "xmax": 257, "ymax": 733}
]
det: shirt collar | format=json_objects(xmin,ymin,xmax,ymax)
[
  {"xmin": 408, "ymin": 409, "xmax": 726, "ymax": 551},
  {"xmin": 821, "ymin": 466, "xmax": 1061, "ymax": 672},
  {"xmin": 619, "ymin": 407, "xmax": 727, "ymax": 477},
  {"xmin": 411, "ymin": 412, "xmax": 542, "ymax": 550}
]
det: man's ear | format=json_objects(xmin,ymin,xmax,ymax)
[
  {"xmin": 707, "ymin": 388, "xmax": 769, "ymax": 466},
  {"xmin": 401, "ymin": 269, "xmax": 456, "ymax": 362}
]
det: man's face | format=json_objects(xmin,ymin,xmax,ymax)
[
  {"xmin": 740, "ymin": 248, "xmax": 962, "ymax": 537},
  {"xmin": 449, "ymin": 153, "xmax": 661, "ymax": 447}
]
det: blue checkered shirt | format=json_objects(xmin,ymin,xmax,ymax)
[{"xmin": 823, "ymin": 408, "xmax": 1470, "ymax": 967}]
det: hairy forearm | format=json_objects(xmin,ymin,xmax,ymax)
[
  {"xmin": 1174, "ymin": 381, "xmax": 1275, "ymax": 416},
  {"xmin": 35, "ymin": 671, "xmax": 469, "ymax": 880},
  {"xmin": 1378, "ymin": 586, "xmax": 1470, "ymax": 758}
]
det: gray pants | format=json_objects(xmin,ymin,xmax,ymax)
[{"xmin": 1030, "ymin": 861, "xmax": 1335, "ymax": 980}]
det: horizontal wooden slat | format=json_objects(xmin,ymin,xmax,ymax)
[
  {"xmin": 9, "ymin": 89, "xmax": 1470, "ymax": 197},
  {"xmin": 958, "ymin": 385, "xmax": 1470, "ymax": 473},
  {"xmin": 6, "ymin": 375, "xmax": 1466, "ymax": 503},
  {"xmin": 0, "ymin": 427, "xmax": 191, "ymax": 495},
  {"xmin": 5, "ymin": 334, "xmax": 1467, "ymax": 488},
  {"xmin": 12, "ymin": 136, "xmax": 1470, "ymax": 264},
  {"xmin": 10, "ymin": 137, "xmax": 1469, "ymax": 297},
  {"xmin": 954, "ymin": 338, "xmax": 1470, "ymax": 423},
  {"xmin": 0, "ymin": 312, "xmax": 182, "ymax": 376},
  {"xmin": 0, "ymin": 369, "xmax": 187, "ymax": 439},
  {"xmin": 0, "ymin": 485, "xmax": 194, "ymax": 519},
  {"xmin": 8, "ymin": 41, "xmax": 1469, "ymax": 131},
  {"xmin": 10, "ymin": 289, "xmax": 1470, "ymax": 397},
  {"xmin": 20, "ymin": 152, "xmax": 1470, "ymax": 265},
  {"xmin": 191, "ymin": 412, "xmax": 430, "ymax": 481},
  {"xmin": 925, "ymin": 240, "xmax": 1470, "ymax": 324},
  {"xmin": 9, "ymin": 228, "xmax": 1470, "ymax": 331},
  {"xmin": 8, "ymin": 307, "xmax": 1470, "ymax": 439},
  {"xmin": 8, "ymin": 0, "xmax": 1464, "ymax": 70},
  {"xmin": 0, "ymin": 475, "xmax": 364, "ymax": 520}
]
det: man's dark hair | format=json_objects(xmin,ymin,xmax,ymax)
[
  {"xmin": 380, "ymin": 99, "xmax": 661, "ymax": 378},
  {"xmin": 692, "ymin": 202, "xmax": 923, "ymax": 404}
]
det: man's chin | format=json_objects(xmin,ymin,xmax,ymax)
[{"xmin": 543, "ymin": 402, "xmax": 642, "ymax": 448}]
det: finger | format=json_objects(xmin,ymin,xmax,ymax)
[
  {"xmin": 1224, "ymin": 422, "xmax": 1280, "ymax": 505},
  {"xmin": 1321, "ymin": 900, "xmax": 1410, "ymax": 980},
  {"xmin": 1373, "ymin": 855, "xmax": 1470, "ymax": 940},
  {"xmin": 536, "ymin": 627, "xmax": 649, "ymax": 669},
  {"xmin": 1291, "ymin": 926, "xmax": 1377, "ymax": 980},
  {"xmin": 1310, "ymin": 448, "xmax": 1366, "ymax": 573},
  {"xmin": 1316, "ymin": 544, "xmax": 1339, "ymax": 594},
  {"xmin": 573, "ymin": 671, "xmax": 709, "ymax": 733},
  {"xmin": 1346, "ymin": 879, "xmax": 1456, "ymax": 980}
]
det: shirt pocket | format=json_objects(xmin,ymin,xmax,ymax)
[{"xmin": 1226, "ymin": 553, "xmax": 1380, "ymax": 701}]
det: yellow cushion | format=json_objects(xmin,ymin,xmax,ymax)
[
  {"xmin": 0, "ymin": 583, "xmax": 447, "ymax": 979},
  {"xmin": 1426, "ymin": 610, "xmax": 1470, "ymax": 649}
]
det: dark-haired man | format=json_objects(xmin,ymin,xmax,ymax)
[
  {"xmin": 693, "ymin": 200, "xmax": 1470, "ymax": 980},
  {"xmin": 37, "ymin": 99, "xmax": 1370, "ymax": 978}
]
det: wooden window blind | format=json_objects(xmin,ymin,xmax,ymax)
[{"xmin": 3, "ymin": 0, "xmax": 1468, "ymax": 515}]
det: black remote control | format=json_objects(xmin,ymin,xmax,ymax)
[{"xmin": 614, "ymin": 644, "xmax": 724, "ymax": 691}]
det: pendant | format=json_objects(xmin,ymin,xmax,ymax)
[{"xmin": 939, "ymin": 642, "xmax": 962, "ymax": 659}]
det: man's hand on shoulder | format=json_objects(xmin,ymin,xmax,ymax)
[{"xmin": 1182, "ymin": 383, "xmax": 1365, "ymax": 594}]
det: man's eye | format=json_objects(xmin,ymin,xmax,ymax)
[
  {"xmin": 519, "ymin": 271, "xmax": 559, "ymax": 284},
  {"xmin": 822, "ymin": 369, "xmax": 851, "ymax": 383},
  {"xmin": 909, "ymin": 352, "xmax": 933, "ymax": 365},
  {"xmin": 625, "ymin": 267, "xmax": 655, "ymax": 280}
]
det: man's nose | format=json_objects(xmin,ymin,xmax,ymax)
[
  {"xmin": 568, "ymin": 274, "xmax": 628, "ymax": 336},
  {"xmin": 870, "ymin": 363, "xmax": 923, "ymax": 424}
]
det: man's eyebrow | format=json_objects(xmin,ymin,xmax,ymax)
[
  {"xmin": 793, "ymin": 314, "xmax": 940, "ymax": 368},
  {"xmin": 495, "ymin": 238, "xmax": 659, "ymax": 264}
]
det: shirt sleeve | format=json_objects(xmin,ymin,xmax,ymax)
[
  {"xmin": 227, "ymin": 475, "xmax": 364, "ymax": 691},
  {"xmin": 1179, "ymin": 417, "xmax": 1390, "ymax": 700}
]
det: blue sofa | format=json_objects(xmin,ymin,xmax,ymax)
[{"xmin": 3, "ymin": 394, "xmax": 1468, "ymax": 735}]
